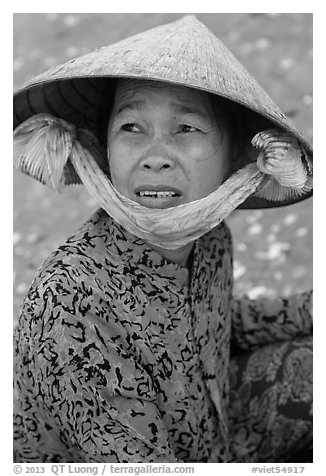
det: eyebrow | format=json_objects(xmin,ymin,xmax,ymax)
[
  {"xmin": 116, "ymin": 100, "xmax": 146, "ymax": 115},
  {"xmin": 171, "ymin": 103, "xmax": 211, "ymax": 121},
  {"xmin": 115, "ymin": 99, "xmax": 211, "ymax": 121}
]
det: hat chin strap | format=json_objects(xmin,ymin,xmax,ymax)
[
  {"xmin": 73, "ymin": 146, "xmax": 264, "ymax": 249},
  {"xmin": 14, "ymin": 114, "xmax": 313, "ymax": 250}
]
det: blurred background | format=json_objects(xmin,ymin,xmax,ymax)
[{"xmin": 13, "ymin": 13, "xmax": 313, "ymax": 320}]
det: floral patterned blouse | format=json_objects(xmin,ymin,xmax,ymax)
[{"xmin": 13, "ymin": 208, "xmax": 312, "ymax": 463}]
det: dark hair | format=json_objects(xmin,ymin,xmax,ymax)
[
  {"xmin": 211, "ymin": 94, "xmax": 277, "ymax": 176},
  {"xmin": 210, "ymin": 94, "xmax": 256, "ymax": 176},
  {"xmin": 96, "ymin": 78, "xmax": 118, "ymax": 149}
]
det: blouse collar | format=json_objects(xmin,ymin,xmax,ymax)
[{"xmin": 96, "ymin": 209, "xmax": 214, "ymax": 291}]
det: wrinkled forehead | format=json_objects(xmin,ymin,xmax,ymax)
[{"xmin": 113, "ymin": 78, "xmax": 215, "ymax": 115}]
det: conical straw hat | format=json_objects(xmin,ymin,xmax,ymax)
[{"xmin": 13, "ymin": 15, "xmax": 312, "ymax": 209}]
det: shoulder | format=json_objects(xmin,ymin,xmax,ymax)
[
  {"xmin": 27, "ymin": 208, "xmax": 115, "ymax": 295},
  {"xmin": 213, "ymin": 219, "xmax": 233, "ymax": 244},
  {"xmin": 16, "ymin": 209, "xmax": 117, "ymax": 340},
  {"xmin": 200, "ymin": 219, "xmax": 233, "ymax": 258}
]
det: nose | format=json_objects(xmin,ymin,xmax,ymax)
[
  {"xmin": 139, "ymin": 136, "xmax": 177, "ymax": 172},
  {"xmin": 140, "ymin": 154, "xmax": 176, "ymax": 172},
  {"xmin": 141, "ymin": 156, "xmax": 175, "ymax": 172}
]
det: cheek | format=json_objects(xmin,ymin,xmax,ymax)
[
  {"xmin": 191, "ymin": 146, "xmax": 230, "ymax": 193},
  {"xmin": 185, "ymin": 130, "xmax": 225, "ymax": 160},
  {"xmin": 189, "ymin": 138, "xmax": 229, "ymax": 171},
  {"xmin": 107, "ymin": 141, "xmax": 131, "ymax": 186}
]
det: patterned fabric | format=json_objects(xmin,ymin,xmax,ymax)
[
  {"xmin": 13, "ymin": 208, "xmax": 313, "ymax": 463},
  {"xmin": 229, "ymin": 336, "xmax": 312, "ymax": 462}
]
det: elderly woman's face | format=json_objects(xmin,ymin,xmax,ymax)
[{"xmin": 107, "ymin": 80, "xmax": 231, "ymax": 208}]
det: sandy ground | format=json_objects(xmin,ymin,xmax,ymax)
[{"xmin": 13, "ymin": 13, "xmax": 313, "ymax": 320}]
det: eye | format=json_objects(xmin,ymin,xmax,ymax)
[
  {"xmin": 177, "ymin": 124, "xmax": 200, "ymax": 133},
  {"xmin": 121, "ymin": 123, "xmax": 141, "ymax": 133}
]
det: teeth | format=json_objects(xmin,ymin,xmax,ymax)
[{"xmin": 139, "ymin": 191, "xmax": 177, "ymax": 198}]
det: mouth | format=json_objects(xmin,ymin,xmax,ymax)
[
  {"xmin": 137, "ymin": 190, "xmax": 180, "ymax": 198},
  {"xmin": 134, "ymin": 186, "xmax": 183, "ymax": 207}
]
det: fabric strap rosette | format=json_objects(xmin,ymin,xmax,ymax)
[{"xmin": 14, "ymin": 113, "xmax": 313, "ymax": 250}]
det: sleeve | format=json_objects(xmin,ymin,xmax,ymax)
[
  {"xmin": 15, "ymin": 280, "xmax": 180, "ymax": 463},
  {"xmin": 230, "ymin": 289, "xmax": 313, "ymax": 353}
]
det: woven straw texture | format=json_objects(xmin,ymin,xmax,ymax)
[{"xmin": 13, "ymin": 15, "xmax": 313, "ymax": 209}]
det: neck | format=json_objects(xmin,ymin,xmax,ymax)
[{"xmin": 149, "ymin": 241, "xmax": 195, "ymax": 268}]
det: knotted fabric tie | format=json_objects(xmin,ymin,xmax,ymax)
[{"xmin": 14, "ymin": 113, "xmax": 312, "ymax": 250}]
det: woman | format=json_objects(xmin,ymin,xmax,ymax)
[{"xmin": 13, "ymin": 15, "xmax": 312, "ymax": 463}]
